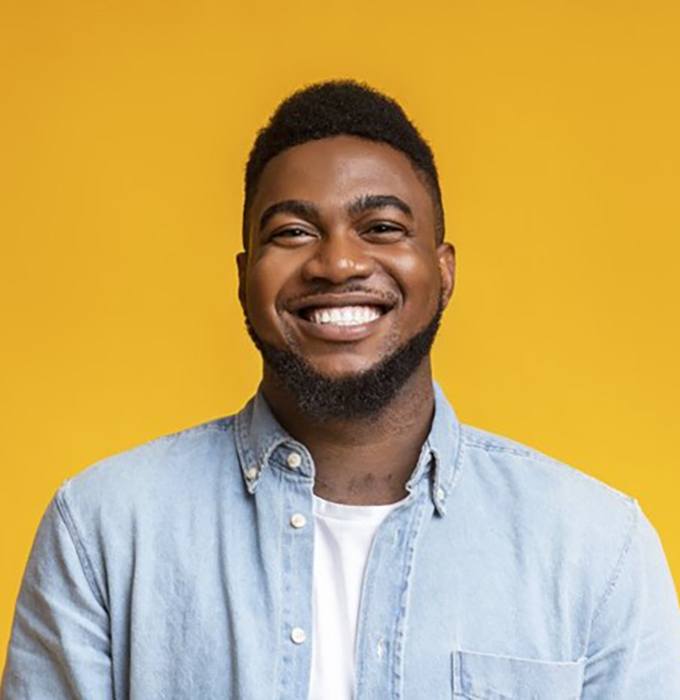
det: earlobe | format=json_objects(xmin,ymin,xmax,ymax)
[{"xmin": 437, "ymin": 242, "xmax": 456, "ymax": 308}]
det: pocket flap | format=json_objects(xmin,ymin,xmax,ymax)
[{"xmin": 453, "ymin": 649, "xmax": 585, "ymax": 699}]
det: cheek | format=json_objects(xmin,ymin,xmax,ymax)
[
  {"xmin": 387, "ymin": 249, "xmax": 441, "ymax": 309},
  {"xmin": 244, "ymin": 258, "xmax": 287, "ymax": 339},
  {"xmin": 246, "ymin": 250, "xmax": 299, "ymax": 343}
]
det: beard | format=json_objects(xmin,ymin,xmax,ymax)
[{"xmin": 245, "ymin": 295, "xmax": 444, "ymax": 422}]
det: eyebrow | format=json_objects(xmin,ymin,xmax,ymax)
[
  {"xmin": 258, "ymin": 194, "xmax": 413, "ymax": 233},
  {"xmin": 258, "ymin": 200, "xmax": 319, "ymax": 233},
  {"xmin": 346, "ymin": 194, "xmax": 413, "ymax": 219}
]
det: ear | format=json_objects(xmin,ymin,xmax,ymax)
[
  {"xmin": 236, "ymin": 251, "xmax": 247, "ymax": 313},
  {"xmin": 436, "ymin": 242, "xmax": 456, "ymax": 309}
]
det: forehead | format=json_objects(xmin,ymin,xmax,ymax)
[{"xmin": 250, "ymin": 135, "xmax": 434, "ymax": 219}]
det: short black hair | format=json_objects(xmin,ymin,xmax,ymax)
[{"xmin": 241, "ymin": 80, "xmax": 444, "ymax": 249}]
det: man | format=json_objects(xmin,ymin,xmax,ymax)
[{"xmin": 2, "ymin": 80, "xmax": 679, "ymax": 699}]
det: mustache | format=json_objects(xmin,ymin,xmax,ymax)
[{"xmin": 282, "ymin": 282, "xmax": 400, "ymax": 310}]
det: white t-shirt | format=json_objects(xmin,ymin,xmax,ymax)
[{"xmin": 308, "ymin": 493, "xmax": 407, "ymax": 700}]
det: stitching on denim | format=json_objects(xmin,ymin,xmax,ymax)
[
  {"xmin": 278, "ymin": 469, "xmax": 314, "ymax": 486},
  {"xmin": 234, "ymin": 411, "xmax": 253, "ymax": 470},
  {"xmin": 174, "ymin": 422, "xmax": 236, "ymax": 445},
  {"xmin": 193, "ymin": 420, "xmax": 235, "ymax": 438},
  {"xmin": 210, "ymin": 415, "xmax": 235, "ymax": 432},
  {"xmin": 462, "ymin": 434, "xmax": 534, "ymax": 459},
  {"xmin": 462, "ymin": 430, "xmax": 633, "ymax": 505},
  {"xmin": 590, "ymin": 498, "xmax": 639, "ymax": 624},
  {"xmin": 392, "ymin": 492, "xmax": 429, "ymax": 699},
  {"xmin": 261, "ymin": 439, "xmax": 286, "ymax": 471},
  {"xmin": 158, "ymin": 416, "xmax": 235, "ymax": 442},
  {"xmin": 353, "ymin": 523, "xmax": 376, "ymax": 695},
  {"xmin": 271, "ymin": 472, "xmax": 284, "ymax": 700},
  {"xmin": 444, "ymin": 421, "xmax": 466, "ymax": 499},
  {"xmin": 54, "ymin": 483, "xmax": 108, "ymax": 611}
]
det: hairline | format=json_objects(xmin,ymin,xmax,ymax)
[{"xmin": 241, "ymin": 136, "xmax": 445, "ymax": 252}]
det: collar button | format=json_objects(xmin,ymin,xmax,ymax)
[{"xmin": 286, "ymin": 451, "xmax": 302, "ymax": 469}]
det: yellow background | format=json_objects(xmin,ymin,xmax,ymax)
[{"xmin": 2, "ymin": 0, "xmax": 679, "ymax": 663}]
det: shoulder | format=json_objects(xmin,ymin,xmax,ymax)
[
  {"xmin": 457, "ymin": 423, "xmax": 639, "ymax": 576},
  {"xmin": 56, "ymin": 415, "xmax": 238, "ymax": 522},
  {"xmin": 459, "ymin": 422, "xmax": 635, "ymax": 513},
  {"xmin": 44, "ymin": 415, "xmax": 240, "ymax": 606}
]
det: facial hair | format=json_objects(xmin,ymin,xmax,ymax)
[{"xmin": 245, "ymin": 295, "xmax": 444, "ymax": 421}]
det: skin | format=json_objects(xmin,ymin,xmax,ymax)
[{"xmin": 237, "ymin": 135, "xmax": 455, "ymax": 504}]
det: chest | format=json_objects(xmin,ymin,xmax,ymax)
[{"xmin": 106, "ymin": 479, "xmax": 589, "ymax": 700}]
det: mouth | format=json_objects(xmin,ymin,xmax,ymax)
[
  {"xmin": 285, "ymin": 294, "xmax": 396, "ymax": 342},
  {"xmin": 297, "ymin": 304, "xmax": 387, "ymax": 327}
]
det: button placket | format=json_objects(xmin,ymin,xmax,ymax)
[
  {"xmin": 277, "ymin": 466, "xmax": 314, "ymax": 699},
  {"xmin": 353, "ymin": 487, "xmax": 428, "ymax": 697}
]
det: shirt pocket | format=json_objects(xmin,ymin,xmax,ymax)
[{"xmin": 451, "ymin": 649, "xmax": 585, "ymax": 700}]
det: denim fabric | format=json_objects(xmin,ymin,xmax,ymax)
[{"xmin": 3, "ymin": 381, "xmax": 680, "ymax": 699}]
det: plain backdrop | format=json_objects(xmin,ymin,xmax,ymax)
[{"xmin": 2, "ymin": 0, "xmax": 679, "ymax": 662}]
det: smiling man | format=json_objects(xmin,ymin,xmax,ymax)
[{"xmin": 3, "ymin": 81, "xmax": 680, "ymax": 699}]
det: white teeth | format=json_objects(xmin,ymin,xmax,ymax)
[{"xmin": 308, "ymin": 305, "xmax": 382, "ymax": 326}]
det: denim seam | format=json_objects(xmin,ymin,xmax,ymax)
[
  {"xmin": 590, "ymin": 497, "xmax": 639, "ymax": 624},
  {"xmin": 462, "ymin": 437, "xmax": 534, "ymax": 458},
  {"xmin": 235, "ymin": 409, "xmax": 255, "ymax": 476},
  {"xmin": 161, "ymin": 417, "xmax": 234, "ymax": 441},
  {"xmin": 444, "ymin": 420, "xmax": 465, "ymax": 499},
  {"xmin": 392, "ymin": 492, "xmax": 429, "ymax": 699},
  {"xmin": 272, "ymin": 468, "xmax": 285, "ymax": 699},
  {"xmin": 462, "ymin": 436, "xmax": 633, "ymax": 505},
  {"xmin": 54, "ymin": 483, "xmax": 108, "ymax": 611}
]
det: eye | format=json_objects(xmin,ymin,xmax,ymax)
[
  {"xmin": 363, "ymin": 222, "xmax": 407, "ymax": 241},
  {"xmin": 269, "ymin": 227, "xmax": 316, "ymax": 245}
]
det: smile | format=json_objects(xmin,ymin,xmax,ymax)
[
  {"xmin": 285, "ymin": 292, "xmax": 396, "ymax": 342},
  {"xmin": 303, "ymin": 305, "xmax": 383, "ymax": 327}
]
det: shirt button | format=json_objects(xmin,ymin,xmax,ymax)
[
  {"xmin": 286, "ymin": 451, "xmax": 302, "ymax": 469},
  {"xmin": 245, "ymin": 466, "xmax": 259, "ymax": 481},
  {"xmin": 436, "ymin": 487, "xmax": 445, "ymax": 501},
  {"xmin": 290, "ymin": 513, "xmax": 307, "ymax": 529},
  {"xmin": 290, "ymin": 627, "xmax": 306, "ymax": 644}
]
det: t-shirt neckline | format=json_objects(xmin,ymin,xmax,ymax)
[{"xmin": 312, "ymin": 493, "xmax": 409, "ymax": 521}]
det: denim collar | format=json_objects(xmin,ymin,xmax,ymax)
[{"xmin": 234, "ymin": 379, "xmax": 463, "ymax": 516}]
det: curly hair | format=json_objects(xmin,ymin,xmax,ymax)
[{"xmin": 241, "ymin": 80, "xmax": 444, "ymax": 248}]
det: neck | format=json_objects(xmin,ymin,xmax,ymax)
[{"xmin": 261, "ymin": 361, "xmax": 435, "ymax": 505}]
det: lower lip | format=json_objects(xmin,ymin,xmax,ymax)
[{"xmin": 288, "ymin": 310, "xmax": 391, "ymax": 342}]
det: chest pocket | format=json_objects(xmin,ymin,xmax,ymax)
[{"xmin": 452, "ymin": 649, "xmax": 585, "ymax": 700}]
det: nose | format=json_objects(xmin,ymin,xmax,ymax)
[{"xmin": 300, "ymin": 231, "xmax": 376, "ymax": 285}]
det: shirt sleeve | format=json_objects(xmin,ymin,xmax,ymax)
[
  {"xmin": 582, "ymin": 501, "xmax": 680, "ymax": 698},
  {"xmin": 1, "ymin": 488, "xmax": 113, "ymax": 700}
]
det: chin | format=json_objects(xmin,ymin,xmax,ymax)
[{"xmin": 305, "ymin": 356, "xmax": 381, "ymax": 380}]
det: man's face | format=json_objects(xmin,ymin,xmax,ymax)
[{"xmin": 237, "ymin": 134, "xmax": 455, "ymax": 395}]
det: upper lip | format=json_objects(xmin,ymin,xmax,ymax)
[{"xmin": 286, "ymin": 292, "xmax": 398, "ymax": 315}]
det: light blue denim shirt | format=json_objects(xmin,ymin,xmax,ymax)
[{"xmin": 3, "ymin": 382, "xmax": 680, "ymax": 699}]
